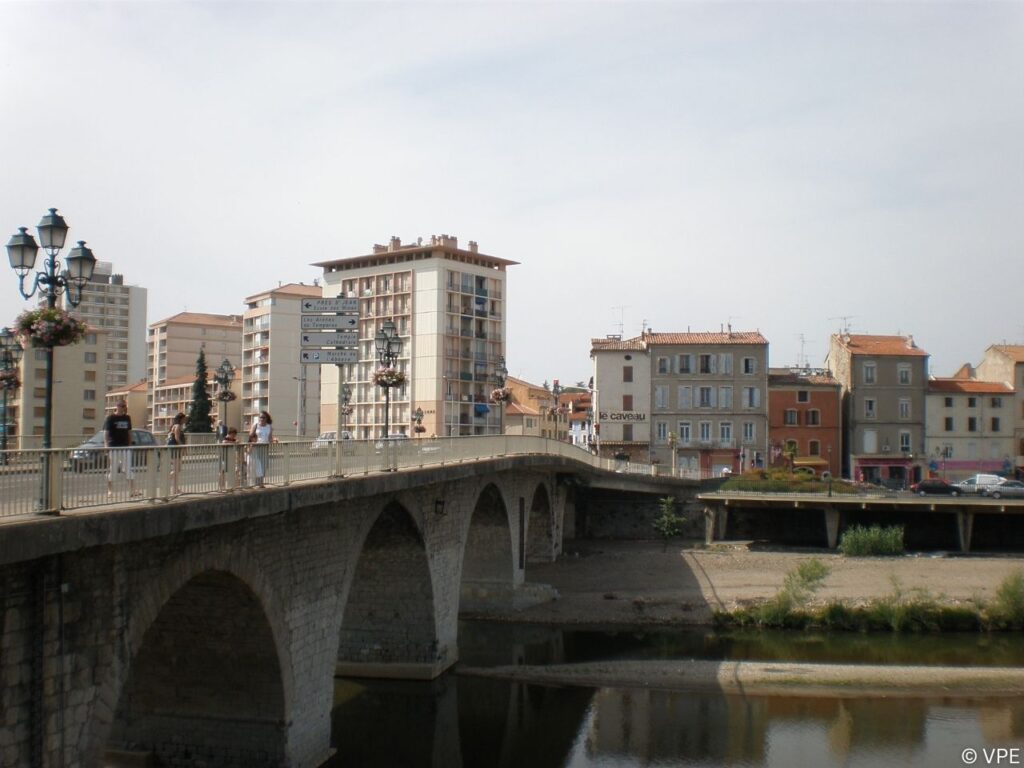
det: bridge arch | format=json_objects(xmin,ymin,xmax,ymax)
[
  {"xmin": 525, "ymin": 481, "xmax": 555, "ymax": 563},
  {"xmin": 337, "ymin": 500, "xmax": 439, "ymax": 675},
  {"xmin": 459, "ymin": 481, "xmax": 516, "ymax": 612},
  {"xmin": 98, "ymin": 552, "xmax": 292, "ymax": 768}
]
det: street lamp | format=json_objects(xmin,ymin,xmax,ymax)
[
  {"xmin": 494, "ymin": 355, "xmax": 508, "ymax": 435},
  {"xmin": 7, "ymin": 209, "xmax": 96, "ymax": 511},
  {"xmin": 213, "ymin": 358, "xmax": 235, "ymax": 440},
  {"xmin": 340, "ymin": 382, "xmax": 352, "ymax": 436},
  {"xmin": 374, "ymin": 319, "xmax": 403, "ymax": 438},
  {"xmin": 552, "ymin": 379, "xmax": 562, "ymax": 441},
  {"xmin": 413, "ymin": 406, "xmax": 424, "ymax": 436},
  {"xmin": 0, "ymin": 327, "xmax": 24, "ymax": 460},
  {"xmin": 668, "ymin": 430, "xmax": 678, "ymax": 476}
]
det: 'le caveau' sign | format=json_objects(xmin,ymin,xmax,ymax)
[{"xmin": 598, "ymin": 411, "xmax": 647, "ymax": 421}]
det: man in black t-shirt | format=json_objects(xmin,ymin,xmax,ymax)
[{"xmin": 104, "ymin": 400, "xmax": 136, "ymax": 496}]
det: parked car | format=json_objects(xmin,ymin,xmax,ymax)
[
  {"xmin": 956, "ymin": 474, "xmax": 1006, "ymax": 495},
  {"xmin": 68, "ymin": 429, "xmax": 157, "ymax": 472},
  {"xmin": 374, "ymin": 434, "xmax": 409, "ymax": 453},
  {"xmin": 909, "ymin": 478, "xmax": 960, "ymax": 497},
  {"xmin": 983, "ymin": 480, "xmax": 1024, "ymax": 499},
  {"xmin": 311, "ymin": 431, "xmax": 351, "ymax": 451}
]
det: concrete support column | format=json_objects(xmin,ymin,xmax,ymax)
[
  {"xmin": 704, "ymin": 505, "xmax": 727, "ymax": 544},
  {"xmin": 824, "ymin": 507, "xmax": 841, "ymax": 549},
  {"xmin": 955, "ymin": 510, "xmax": 975, "ymax": 553}
]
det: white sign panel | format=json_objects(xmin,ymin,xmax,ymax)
[
  {"xmin": 300, "ymin": 331, "xmax": 358, "ymax": 347},
  {"xmin": 300, "ymin": 349, "xmax": 358, "ymax": 364},
  {"xmin": 301, "ymin": 297, "xmax": 359, "ymax": 313},
  {"xmin": 301, "ymin": 314, "xmax": 359, "ymax": 330}
]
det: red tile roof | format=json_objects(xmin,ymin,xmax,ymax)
[
  {"xmin": 505, "ymin": 402, "xmax": 540, "ymax": 416},
  {"xmin": 832, "ymin": 334, "xmax": 928, "ymax": 357},
  {"xmin": 928, "ymin": 379, "xmax": 1014, "ymax": 394}
]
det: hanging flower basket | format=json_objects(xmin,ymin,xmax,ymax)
[
  {"xmin": 339, "ymin": 405, "xmax": 353, "ymax": 417},
  {"xmin": 489, "ymin": 387, "xmax": 512, "ymax": 404},
  {"xmin": 15, "ymin": 307, "xmax": 88, "ymax": 349},
  {"xmin": 414, "ymin": 424, "xmax": 426, "ymax": 433},
  {"xmin": 0, "ymin": 369, "xmax": 19, "ymax": 391},
  {"xmin": 373, "ymin": 367, "xmax": 406, "ymax": 387},
  {"xmin": 216, "ymin": 390, "xmax": 237, "ymax": 403}
]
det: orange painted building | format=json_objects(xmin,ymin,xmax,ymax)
[{"xmin": 767, "ymin": 368, "xmax": 842, "ymax": 476}]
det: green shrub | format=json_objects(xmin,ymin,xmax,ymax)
[
  {"xmin": 986, "ymin": 571, "xmax": 1024, "ymax": 629},
  {"xmin": 653, "ymin": 496, "xmax": 686, "ymax": 550},
  {"xmin": 753, "ymin": 558, "xmax": 831, "ymax": 627},
  {"xmin": 838, "ymin": 525, "xmax": 904, "ymax": 557}
]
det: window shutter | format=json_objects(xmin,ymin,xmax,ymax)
[
  {"xmin": 709, "ymin": 388, "xmax": 717, "ymax": 407},
  {"xmin": 679, "ymin": 386, "xmax": 692, "ymax": 409},
  {"xmin": 753, "ymin": 388, "xmax": 761, "ymax": 407}
]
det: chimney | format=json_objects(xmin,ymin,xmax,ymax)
[
  {"xmin": 907, "ymin": 334, "xmax": 916, "ymax": 348},
  {"xmin": 468, "ymin": 240, "xmax": 478, "ymax": 253},
  {"xmin": 389, "ymin": 236, "xmax": 401, "ymax": 251}
]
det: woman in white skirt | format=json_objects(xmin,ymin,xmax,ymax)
[{"xmin": 247, "ymin": 411, "xmax": 274, "ymax": 487}]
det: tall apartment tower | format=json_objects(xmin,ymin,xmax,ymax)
[
  {"xmin": 60, "ymin": 261, "xmax": 147, "ymax": 392},
  {"xmin": 146, "ymin": 313, "xmax": 242, "ymax": 430},
  {"xmin": 315, "ymin": 235, "xmax": 516, "ymax": 439},
  {"xmin": 242, "ymin": 283, "xmax": 323, "ymax": 437}
]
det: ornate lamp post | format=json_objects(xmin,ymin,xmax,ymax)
[
  {"xmin": 340, "ymin": 382, "xmax": 352, "ymax": 437},
  {"xmin": 213, "ymin": 358, "xmax": 235, "ymax": 439},
  {"xmin": 412, "ymin": 406, "xmax": 424, "ymax": 436},
  {"xmin": 7, "ymin": 209, "xmax": 96, "ymax": 510},
  {"xmin": 0, "ymin": 327, "xmax": 24, "ymax": 461},
  {"xmin": 494, "ymin": 355, "xmax": 508, "ymax": 435},
  {"xmin": 552, "ymin": 379, "xmax": 562, "ymax": 441},
  {"xmin": 373, "ymin": 319, "xmax": 403, "ymax": 439},
  {"xmin": 668, "ymin": 430, "xmax": 678, "ymax": 476}
]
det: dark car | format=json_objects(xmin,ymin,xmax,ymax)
[
  {"xmin": 68, "ymin": 429, "xmax": 157, "ymax": 472},
  {"xmin": 909, "ymin": 478, "xmax": 960, "ymax": 497},
  {"xmin": 984, "ymin": 480, "xmax": 1024, "ymax": 499}
]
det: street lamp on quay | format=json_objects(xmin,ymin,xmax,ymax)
[
  {"xmin": 374, "ymin": 319, "xmax": 403, "ymax": 439},
  {"xmin": 0, "ymin": 327, "xmax": 24, "ymax": 460},
  {"xmin": 494, "ymin": 355, "xmax": 508, "ymax": 435},
  {"xmin": 7, "ymin": 209, "xmax": 96, "ymax": 511},
  {"xmin": 552, "ymin": 380, "xmax": 562, "ymax": 441},
  {"xmin": 213, "ymin": 358, "xmax": 235, "ymax": 439}
]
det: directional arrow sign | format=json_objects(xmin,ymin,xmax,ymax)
[
  {"xmin": 301, "ymin": 314, "xmax": 359, "ymax": 330},
  {"xmin": 300, "ymin": 331, "xmax": 358, "ymax": 347},
  {"xmin": 300, "ymin": 349, "xmax": 358, "ymax": 365},
  {"xmin": 302, "ymin": 297, "xmax": 359, "ymax": 313}
]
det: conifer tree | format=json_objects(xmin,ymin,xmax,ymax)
[{"xmin": 186, "ymin": 349, "xmax": 214, "ymax": 433}]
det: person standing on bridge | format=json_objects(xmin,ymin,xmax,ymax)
[
  {"xmin": 248, "ymin": 410, "xmax": 274, "ymax": 488},
  {"xmin": 104, "ymin": 400, "xmax": 137, "ymax": 497},
  {"xmin": 167, "ymin": 412, "xmax": 187, "ymax": 494}
]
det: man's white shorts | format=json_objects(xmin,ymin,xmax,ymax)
[{"xmin": 108, "ymin": 448, "xmax": 134, "ymax": 480}]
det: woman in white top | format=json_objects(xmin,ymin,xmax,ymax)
[{"xmin": 248, "ymin": 411, "xmax": 274, "ymax": 487}]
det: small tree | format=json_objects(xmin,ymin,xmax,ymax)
[
  {"xmin": 186, "ymin": 349, "xmax": 213, "ymax": 433},
  {"xmin": 653, "ymin": 496, "xmax": 686, "ymax": 550}
]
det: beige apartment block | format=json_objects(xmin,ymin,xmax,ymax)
[
  {"xmin": 151, "ymin": 371, "xmax": 242, "ymax": 438},
  {"xmin": 826, "ymin": 333, "xmax": 929, "ymax": 486},
  {"xmin": 590, "ymin": 335, "xmax": 652, "ymax": 462},
  {"xmin": 147, "ymin": 312, "xmax": 242, "ymax": 431},
  {"xmin": 315, "ymin": 235, "xmax": 515, "ymax": 439},
  {"xmin": 975, "ymin": 345, "xmax": 1024, "ymax": 471},
  {"xmin": 926, "ymin": 379, "xmax": 1015, "ymax": 481},
  {"xmin": 13, "ymin": 329, "xmax": 109, "ymax": 447},
  {"xmin": 242, "ymin": 283, "xmax": 322, "ymax": 438},
  {"xmin": 61, "ymin": 261, "xmax": 147, "ymax": 393}
]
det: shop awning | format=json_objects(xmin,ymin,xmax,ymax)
[{"xmin": 793, "ymin": 457, "xmax": 829, "ymax": 467}]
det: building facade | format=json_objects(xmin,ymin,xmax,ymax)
[
  {"xmin": 974, "ymin": 345, "xmax": 1024, "ymax": 474},
  {"xmin": 315, "ymin": 235, "xmax": 515, "ymax": 439},
  {"xmin": 826, "ymin": 334, "xmax": 929, "ymax": 486},
  {"xmin": 504, "ymin": 376, "xmax": 569, "ymax": 441},
  {"xmin": 590, "ymin": 335, "xmax": 651, "ymax": 462},
  {"xmin": 13, "ymin": 329, "xmax": 109, "ymax": 447},
  {"xmin": 147, "ymin": 313, "xmax": 242, "ymax": 431},
  {"xmin": 925, "ymin": 379, "xmax": 1015, "ymax": 480},
  {"xmin": 767, "ymin": 368, "xmax": 842, "ymax": 476},
  {"xmin": 151, "ymin": 371, "xmax": 242, "ymax": 438},
  {"xmin": 242, "ymin": 283, "xmax": 322, "ymax": 438}
]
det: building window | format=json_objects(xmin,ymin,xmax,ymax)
[
  {"xmin": 622, "ymin": 395, "xmax": 633, "ymax": 410},
  {"xmin": 806, "ymin": 409, "xmax": 820, "ymax": 426},
  {"xmin": 742, "ymin": 422, "xmax": 755, "ymax": 443},
  {"xmin": 944, "ymin": 397, "xmax": 953, "ymax": 408},
  {"xmin": 678, "ymin": 422, "xmax": 691, "ymax": 444},
  {"xmin": 719, "ymin": 422, "xmax": 732, "ymax": 444},
  {"xmin": 742, "ymin": 387, "xmax": 760, "ymax": 408},
  {"xmin": 863, "ymin": 429, "xmax": 877, "ymax": 453},
  {"xmin": 718, "ymin": 386, "xmax": 732, "ymax": 408},
  {"xmin": 864, "ymin": 398, "xmax": 876, "ymax": 419},
  {"xmin": 809, "ymin": 440, "xmax": 820, "ymax": 456},
  {"xmin": 784, "ymin": 409, "xmax": 799, "ymax": 425},
  {"xmin": 797, "ymin": 390, "xmax": 809, "ymax": 403},
  {"xmin": 699, "ymin": 354, "xmax": 714, "ymax": 374},
  {"xmin": 85, "ymin": 333, "xmax": 97, "ymax": 344},
  {"xmin": 623, "ymin": 366, "xmax": 633, "ymax": 383},
  {"xmin": 699, "ymin": 421, "xmax": 711, "ymax": 442},
  {"xmin": 968, "ymin": 397, "xmax": 977, "ymax": 408},
  {"xmin": 82, "ymin": 408, "xmax": 95, "ymax": 419},
  {"xmin": 992, "ymin": 397, "xmax": 1003, "ymax": 408},
  {"xmin": 622, "ymin": 424, "xmax": 633, "ymax": 441},
  {"xmin": 898, "ymin": 398, "xmax": 911, "ymax": 420},
  {"xmin": 698, "ymin": 387, "xmax": 713, "ymax": 408},
  {"xmin": 677, "ymin": 354, "xmax": 692, "ymax": 374},
  {"xmin": 656, "ymin": 421, "xmax": 668, "ymax": 442},
  {"xmin": 84, "ymin": 352, "xmax": 97, "ymax": 363},
  {"xmin": 863, "ymin": 362, "xmax": 876, "ymax": 384},
  {"xmin": 655, "ymin": 386, "xmax": 668, "ymax": 409},
  {"xmin": 992, "ymin": 417, "xmax": 1001, "ymax": 432},
  {"xmin": 898, "ymin": 364, "xmax": 911, "ymax": 385},
  {"xmin": 84, "ymin": 370, "xmax": 96, "ymax": 382},
  {"xmin": 677, "ymin": 386, "xmax": 692, "ymax": 409},
  {"xmin": 83, "ymin": 390, "xmax": 96, "ymax": 401},
  {"xmin": 785, "ymin": 439, "xmax": 798, "ymax": 455},
  {"xmin": 743, "ymin": 357, "xmax": 757, "ymax": 375},
  {"xmin": 657, "ymin": 357, "xmax": 670, "ymax": 374},
  {"xmin": 719, "ymin": 354, "xmax": 733, "ymax": 375},
  {"xmin": 944, "ymin": 417, "xmax": 954, "ymax": 431},
  {"xmin": 899, "ymin": 431, "xmax": 911, "ymax": 452},
  {"xmin": 968, "ymin": 417, "xmax": 978, "ymax": 432}
]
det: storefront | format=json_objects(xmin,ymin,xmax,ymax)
[{"xmin": 852, "ymin": 455, "xmax": 921, "ymax": 487}]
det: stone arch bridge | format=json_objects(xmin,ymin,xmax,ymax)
[{"xmin": 0, "ymin": 452, "xmax": 701, "ymax": 768}]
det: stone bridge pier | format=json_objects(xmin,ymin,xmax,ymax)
[{"xmin": 0, "ymin": 463, "xmax": 568, "ymax": 768}]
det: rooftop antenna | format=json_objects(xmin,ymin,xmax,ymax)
[
  {"xmin": 611, "ymin": 305, "xmax": 628, "ymax": 336},
  {"xmin": 795, "ymin": 334, "xmax": 815, "ymax": 368},
  {"xmin": 726, "ymin": 315, "xmax": 740, "ymax": 334},
  {"xmin": 828, "ymin": 315, "xmax": 856, "ymax": 335}
]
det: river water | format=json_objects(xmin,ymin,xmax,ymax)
[{"xmin": 328, "ymin": 622, "xmax": 1024, "ymax": 768}]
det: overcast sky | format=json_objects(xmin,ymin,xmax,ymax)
[{"xmin": 2, "ymin": 1, "xmax": 1021, "ymax": 386}]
